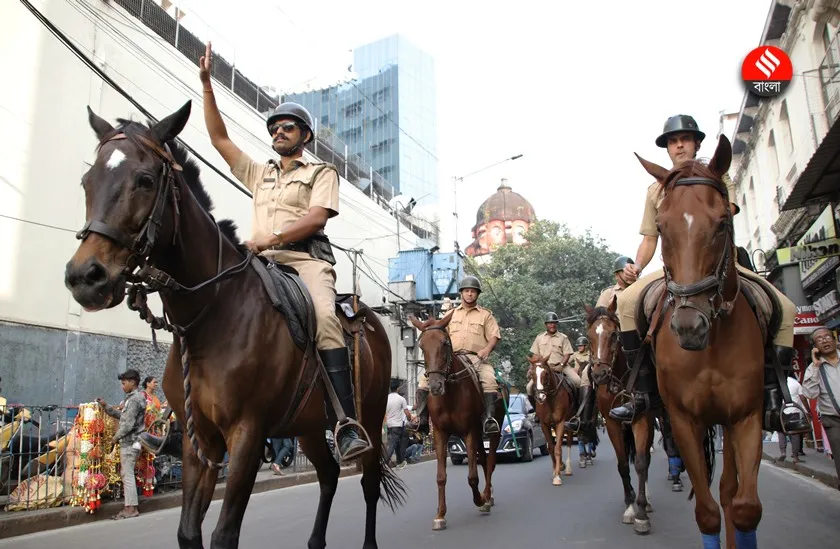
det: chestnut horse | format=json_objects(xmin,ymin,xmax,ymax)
[
  {"xmin": 584, "ymin": 301, "xmax": 656, "ymax": 533},
  {"xmin": 409, "ymin": 314, "xmax": 506, "ymax": 531},
  {"xmin": 65, "ymin": 102, "xmax": 405, "ymax": 549},
  {"xmin": 527, "ymin": 354, "xmax": 575, "ymax": 486},
  {"xmin": 635, "ymin": 135, "xmax": 764, "ymax": 549}
]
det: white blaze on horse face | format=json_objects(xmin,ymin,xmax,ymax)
[
  {"xmin": 683, "ymin": 212, "xmax": 694, "ymax": 230},
  {"xmin": 536, "ymin": 366, "xmax": 545, "ymax": 391},
  {"xmin": 595, "ymin": 324, "xmax": 604, "ymax": 337},
  {"xmin": 106, "ymin": 149, "xmax": 126, "ymax": 170}
]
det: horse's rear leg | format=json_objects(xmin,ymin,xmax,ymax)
[
  {"xmin": 463, "ymin": 430, "xmax": 486, "ymax": 510},
  {"xmin": 720, "ymin": 426, "xmax": 738, "ymax": 549},
  {"xmin": 631, "ymin": 414, "xmax": 655, "ymax": 534},
  {"xmin": 177, "ymin": 434, "xmax": 223, "ymax": 549},
  {"xmin": 209, "ymin": 424, "xmax": 263, "ymax": 549},
  {"xmin": 728, "ymin": 414, "xmax": 763, "ymax": 549},
  {"xmin": 298, "ymin": 431, "xmax": 341, "ymax": 549},
  {"xmin": 432, "ymin": 428, "xmax": 448, "ymax": 530},
  {"xmin": 670, "ymin": 412, "xmax": 722, "ymax": 547},
  {"xmin": 605, "ymin": 417, "xmax": 636, "ymax": 523},
  {"xmin": 479, "ymin": 434, "xmax": 498, "ymax": 510}
]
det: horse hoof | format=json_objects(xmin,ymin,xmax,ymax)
[
  {"xmin": 479, "ymin": 503, "xmax": 492, "ymax": 514},
  {"xmin": 622, "ymin": 510, "xmax": 635, "ymax": 524},
  {"xmin": 552, "ymin": 476, "xmax": 562, "ymax": 486},
  {"xmin": 646, "ymin": 503, "xmax": 654, "ymax": 513},
  {"xmin": 432, "ymin": 519, "xmax": 447, "ymax": 531},
  {"xmin": 634, "ymin": 518, "xmax": 651, "ymax": 535},
  {"xmin": 489, "ymin": 497, "xmax": 495, "ymax": 507}
]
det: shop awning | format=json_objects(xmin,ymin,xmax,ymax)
[{"xmin": 782, "ymin": 109, "xmax": 840, "ymax": 211}]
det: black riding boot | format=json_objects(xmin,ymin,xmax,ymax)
[
  {"xmin": 564, "ymin": 385, "xmax": 595, "ymax": 434},
  {"xmin": 320, "ymin": 347, "xmax": 372, "ymax": 462},
  {"xmin": 483, "ymin": 393, "xmax": 500, "ymax": 435},
  {"xmin": 609, "ymin": 331, "xmax": 661, "ymax": 422},
  {"xmin": 415, "ymin": 388, "xmax": 430, "ymax": 434},
  {"xmin": 763, "ymin": 346, "xmax": 811, "ymax": 434}
]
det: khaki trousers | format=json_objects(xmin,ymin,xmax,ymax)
[
  {"xmin": 616, "ymin": 264, "xmax": 795, "ymax": 347},
  {"xmin": 264, "ymin": 250, "xmax": 345, "ymax": 350},
  {"xmin": 417, "ymin": 354, "xmax": 499, "ymax": 392}
]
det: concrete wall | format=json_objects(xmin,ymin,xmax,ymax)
[{"xmin": 0, "ymin": 0, "xmax": 430, "ymax": 404}]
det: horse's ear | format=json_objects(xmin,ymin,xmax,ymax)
[
  {"xmin": 707, "ymin": 135, "xmax": 732, "ymax": 178},
  {"xmin": 634, "ymin": 153, "xmax": 670, "ymax": 183},
  {"xmin": 439, "ymin": 310, "xmax": 454, "ymax": 328},
  {"xmin": 151, "ymin": 100, "xmax": 192, "ymax": 144},
  {"xmin": 408, "ymin": 315, "xmax": 425, "ymax": 331},
  {"xmin": 607, "ymin": 296, "xmax": 617, "ymax": 314},
  {"xmin": 87, "ymin": 106, "xmax": 115, "ymax": 142},
  {"xmin": 584, "ymin": 303, "xmax": 593, "ymax": 315}
]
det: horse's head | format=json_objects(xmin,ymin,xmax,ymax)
[
  {"xmin": 527, "ymin": 354, "xmax": 553, "ymax": 403},
  {"xmin": 410, "ymin": 314, "xmax": 453, "ymax": 396},
  {"xmin": 635, "ymin": 135, "xmax": 736, "ymax": 351},
  {"xmin": 65, "ymin": 102, "xmax": 192, "ymax": 311},
  {"xmin": 584, "ymin": 301, "xmax": 620, "ymax": 381}
]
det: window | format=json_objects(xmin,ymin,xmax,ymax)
[
  {"xmin": 779, "ymin": 101, "xmax": 794, "ymax": 155},
  {"xmin": 767, "ymin": 130, "xmax": 780, "ymax": 182}
]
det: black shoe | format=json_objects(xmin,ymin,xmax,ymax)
[
  {"xmin": 609, "ymin": 332, "xmax": 660, "ymax": 422},
  {"xmin": 415, "ymin": 388, "xmax": 430, "ymax": 433},
  {"xmin": 763, "ymin": 346, "xmax": 811, "ymax": 435},
  {"xmin": 565, "ymin": 385, "xmax": 594, "ymax": 434},
  {"xmin": 320, "ymin": 348, "xmax": 372, "ymax": 462},
  {"xmin": 483, "ymin": 393, "xmax": 500, "ymax": 435}
]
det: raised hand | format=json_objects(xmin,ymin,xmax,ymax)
[{"xmin": 199, "ymin": 41, "xmax": 213, "ymax": 89}]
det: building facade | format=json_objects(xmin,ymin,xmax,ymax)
[
  {"xmin": 464, "ymin": 178, "xmax": 537, "ymax": 260},
  {"xmin": 284, "ymin": 34, "xmax": 439, "ymax": 207},
  {"xmin": 0, "ymin": 0, "xmax": 432, "ymax": 406}
]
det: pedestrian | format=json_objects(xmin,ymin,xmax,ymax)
[
  {"xmin": 802, "ymin": 327, "xmax": 840, "ymax": 487},
  {"xmin": 97, "ymin": 369, "xmax": 147, "ymax": 520},
  {"xmin": 385, "ymin": 381, "xmax": 412, "ymax": 470},
  {"xmin": 777, "ymin": 371, "xmax": 807, "ymax": 463},
  {"xmin": 269, "ymin": 438, "xmax": 295, "ymax": 475}
]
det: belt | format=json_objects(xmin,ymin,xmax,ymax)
[{"xmin": 266, "ymin": 241, "xmax": 309, "ymax": 253}]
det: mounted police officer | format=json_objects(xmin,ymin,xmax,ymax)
[
  {"xmin": 596, "ymin": 256, "xmax": 635, "ymax": 309},
  {"xmin": 564, "ymin": 336, "xmax": 597, "ymax": 434},
  {"xmin": 198, "ymin": 43, "xmax": 371, "ymax": 462},
  {"xmin": 525, "ymin": 313, "xmax": 589, "ymax": 410},
  {"xmin": 608, "ymin": 114, "xmax": 810, "ymax": 439},
  {"xmin": 415, "ymin": 276, "xmax": 503, "ymax": 435}
]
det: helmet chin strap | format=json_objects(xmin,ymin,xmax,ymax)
[{"xmin": 277, "ymin": 129, "xmax": 311, "ymax": 158}]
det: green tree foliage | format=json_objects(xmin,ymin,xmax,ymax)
[{"xmin": 465, "ymin": 220, "xmax": 619, "ymax": 389}]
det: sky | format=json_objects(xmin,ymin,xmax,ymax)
[{"xmin": 172, "ymin": 0, "xmax": 774, "ymax": 271}]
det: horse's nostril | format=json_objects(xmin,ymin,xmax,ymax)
[{"xmin": 84, "ymin": 263, "xmax": 107, "ymax": 285}]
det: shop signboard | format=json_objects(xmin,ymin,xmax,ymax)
[
  {"xmin": 794, "ymin": 304, "xmax": 824, "ymax": 334},
  {"xmin": 797, "ymin": 205, "xmax": 839, "ymax": 289},
  {"xmin": 812, "ymin": 286, "xmax": 840, "ymax": 324}
]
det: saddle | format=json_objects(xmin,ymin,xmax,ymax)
[{"xmin": 635, "ymin": 272, "xmax": 781, "ymax": 347}]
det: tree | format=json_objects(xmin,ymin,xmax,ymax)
[{"xmin": 465, "ymin": 220, "xmax": 618, "ymax": 390}]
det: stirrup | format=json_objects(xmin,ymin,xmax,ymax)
[
  {"xmin": 483, "ymin": 417, "xmax": 500, "ymax": 435},
  {"xmin": 565, "ymin": 416, "xmax": 582, "ymax": 434},
  {"xmin": 333, "ymin": 418, "xmax": 374, "ymax": 463},
  {"xmin": 779, "ymin": 403, "xmax": 811, "ymax": 435},
  {"xmin": 138, "ymin": 432, "xmax": 167, "ymax": 455}
]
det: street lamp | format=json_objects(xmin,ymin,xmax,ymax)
[{"xmin": 452, "ymin": 154, "xmax": 524, "ymax": 251}]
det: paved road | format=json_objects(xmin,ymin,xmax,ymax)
[{"xmin": 4, "ymin": 443, "xmax": 839, "ymax": 548}]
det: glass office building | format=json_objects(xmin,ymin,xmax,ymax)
[{"xmin": 284, "ymin": 34, "xmax": 438, "ymax": 206}]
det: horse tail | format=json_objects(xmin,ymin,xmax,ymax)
[
  {"xmin": 378, "ymin": 451, "xmax": 408, "ymax": 512},
  {"xmin": 688, "ymin": 427, "xmax": 717, "ymax": 501},
  {"xmin": 622, "ymin": 423, "xmax": 636, "ymax": 464}
]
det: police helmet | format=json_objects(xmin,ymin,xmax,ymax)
[
  {"xmin": 545, "ymin": 312, "xmax": 560, "ymax": 323},
  {"xmin": 458, "ymin": 276, "xmax": 482, "ymax": 293},
  {"xmin": 614, "ymin": 256, "xmax": 635, "ymax": 273},
  {"xmin": 266, "ymin": 102, "xmax": 315, "ymax": 139},
  {"xmin": 576, "ymin": 336, "xmax": 589, "ymax": 347},
  {"xmin": 655, "ymin": 114, "xmax": 706, "ymax": 148}
]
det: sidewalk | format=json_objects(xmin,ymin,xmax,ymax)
[
  {"xmin": 762, "ymin": 441, "xmax": 838, "ymax": 490},
  {"xmin": 0, "ymin": 455, "xmax": 435, "ymax": 540}
]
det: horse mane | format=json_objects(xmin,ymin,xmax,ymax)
[
  {"xmin": 586, "ymin": 305, "xmax": 618, "ymax": 327},
  {"xmin": 110, "ymin": 119, "xmax": 247, "ymax": 254}
]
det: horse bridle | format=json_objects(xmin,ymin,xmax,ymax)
[
  {"xmin": 587, "ymin": 314, "xmax": 624, "ymax": 394},
  {"xmin": 662, "ymin": 176, "xmax": 739, "ymax": 322},
  {"xmin": 75, "ymin": 131, "xmax": 253, "ymax": 335},
  {"xmin": 418, "ymin": 326, "xmax": 474, "ymax": 384},
  {"xmin": 532, "ymin": 359, "xmax": 562, "ymax": 400}
]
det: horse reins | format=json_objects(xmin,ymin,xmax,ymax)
[{"xmin": 662, "ymin": 176, "xmax": 740, "ymax": 323}]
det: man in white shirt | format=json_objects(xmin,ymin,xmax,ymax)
[
  {"xmin": 802, "ymin": 327, "xmax": 840, "ymax": 487},
  {"xmin": 385, "ymin": 381, "xmax": 412, "ymax": 470},
  {"xmin": 777, "ymin": 373, "xmax": 807, "ymax": 463}
]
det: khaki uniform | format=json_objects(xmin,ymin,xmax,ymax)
[
  {"xmin": 526, "ymin": 331, "xmax": 585, "ymax": 393},
  {"xmin": 617, "ymin": 173, "xmax": 795, "ymax": 346},
  {"xmin": 418, "ymin": 304, "xmax": 501, "ymax": 392},
  {"xmin": 596, "ymin": 284, "xmax": 624, "ymax": 309},
  {"xmin": 232, "ymin": 152, "xmax": 345, "ymax": 350},
  {"xmin": 571, "ymin": 350, "xmax": 592, "ymax": 387}
]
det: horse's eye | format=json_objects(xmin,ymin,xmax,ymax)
[{"xmin": 137, "ymin": 174, "xmax": 155, "ymax": 188}]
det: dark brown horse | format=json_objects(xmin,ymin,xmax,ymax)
[
  {"xmin": 409, "ymin": 314, "xmax": 505, "ymax": 531},
  {"xmin": 584, "ymin": 301, "xmax": 656, "ymax": 533},
  {"xmin": 526, "ymin": 354, "xmax": 575, "ymax": 485},
  {"xmin": 64, "ymin": 102, "xmax": 405, "ymax": 549},
  {"xmin": 635, "ymin": 135, "xmax": 764, "ymax": 549}
]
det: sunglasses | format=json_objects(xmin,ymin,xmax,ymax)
[{"xmin": 269, "ymin": 121, "xmax": 299, "ymax": 136}]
